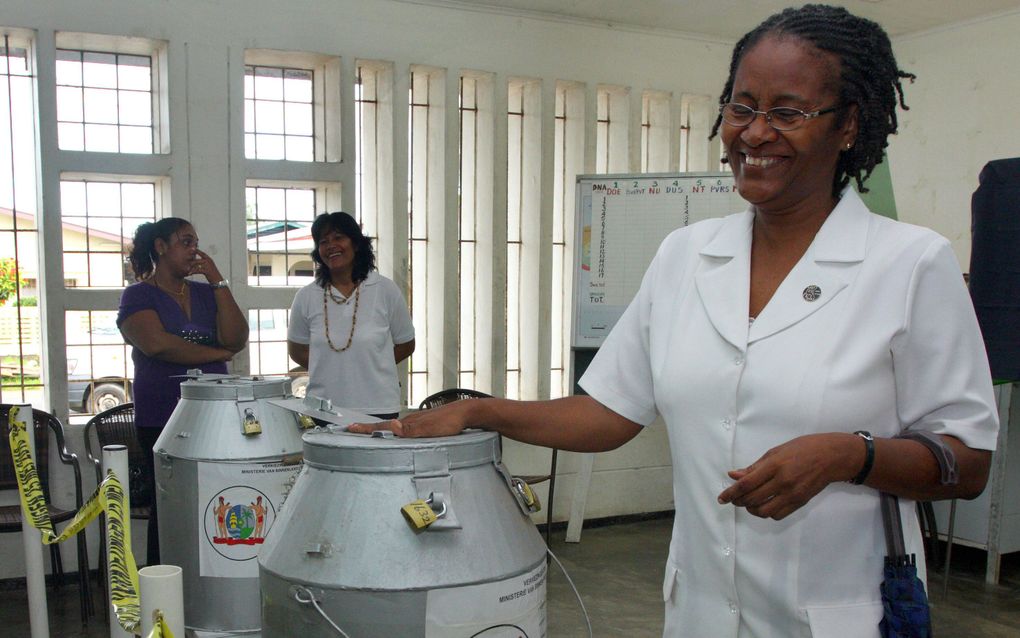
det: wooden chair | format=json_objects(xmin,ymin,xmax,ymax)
[
  {"xmin": 0, "ymin": 404, "xmax": 93, "ymax": 625},
  {"xmin": 418, "ymin": 389, "xmax": 558, "ymax": 543},
  {"xmin": 82, "ymin": 403, "xmax": 149, "ymax": 617}
]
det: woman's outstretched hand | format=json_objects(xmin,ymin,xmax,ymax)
[{"xmin": 347, "ymin": 399, "xmax": 483, "ymax": 438}]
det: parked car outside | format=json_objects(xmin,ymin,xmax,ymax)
[
  {"xmin": 66, "ymin": 312, "xmax": 133, "ymax": 414},
  {"xmin": 67, "ymin": 373, "xmax": 131, "ymax": 414}
]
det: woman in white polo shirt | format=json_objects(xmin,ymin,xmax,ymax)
[{"xmin": 288, "ymin": 212, "xmax": 415, "ymax": 419}]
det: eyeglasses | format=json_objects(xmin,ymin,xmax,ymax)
[{"xmin": 719, "ymin": 102, "xmax": 843, "ymax": 132}]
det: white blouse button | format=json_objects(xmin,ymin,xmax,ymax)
[
  {"xmin": 733, "ymin": 356, "xmax": 744, "ymax": 366},
  {"xmin": 721, "ymin": 418, "xmax": 731, "ymax": 429},
  {"xmin": 728, "ymin": 600, "xmax": 738, "ymax": 614},
  {"xmin": 723, "ymin": 546, "xmax": 733, "ymax": 556}
]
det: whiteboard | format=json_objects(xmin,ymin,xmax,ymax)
[{"xmin": 571, "ymin": 172, "xmax": 747, "ymax": 348}]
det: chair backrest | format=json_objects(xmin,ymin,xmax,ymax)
[
  {"xmin": 83, "ymin": 403, "xmax": 150, "ymax": 508},
  {"xmin": 419, "ymin": 388, "xmax": 492, "ymax": 411},
  {"xmin": 1, "ymin": 404, "xmax": 58, "ymax": 498}
]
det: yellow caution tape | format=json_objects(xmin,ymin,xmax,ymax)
[
  {"xmin": 146, "ymin": 610, "xmax": 175, "ymax": 638},
  {"xmin": 7, "ymin": 410, "xmax": 55, "ymax": 540},
  {"xmin": 103, "ymin": 468, "xmax": 142, "ymax": 633},
  {"xmin": 8, "ymin": 409, "xmax": 141, "ymax": 633}
]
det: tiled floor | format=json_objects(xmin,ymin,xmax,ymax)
[{"xmin": 2, "ymin": 515, "xmax": 1018, "ymax": 636}]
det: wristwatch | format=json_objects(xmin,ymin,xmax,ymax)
[
  {"xmin": 849, "ymin": 430, "xmax": 875, "ymax": 485},
  {"xmin": 211, "ymin": 279, "xmax": 230, "ymax": 289}
]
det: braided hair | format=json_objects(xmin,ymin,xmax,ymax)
[
  {"xmin": 127, "ymin": 217, "xmax": 191, "ymax": 280},
  {"xmin": 709, "ymin": 4, "xmax": 915, "ymax": 196}
]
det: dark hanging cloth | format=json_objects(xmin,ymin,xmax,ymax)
[{"xmin": 970, "ymin": 157, "xmax": 1020, "ymax": 381}]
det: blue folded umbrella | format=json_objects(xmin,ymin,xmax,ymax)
[
  {"xmin": 879, "ymin": 493, "xmax": 932, "ymax": 638},
  {"xmin": 879, "ymin": 554, "xmax": 932, "ymax": 637}
]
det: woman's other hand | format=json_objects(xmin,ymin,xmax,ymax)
[
  {"xmin": 213, "ymin": 347, "xmax": 236, "ymax": 363},
  {"xmin": 189, "ymin": 248, "xmax": 224, "ymax": 283},
  {"xmin": 717, "ymin": 433, "xmax": 862, "ymax": 520}
]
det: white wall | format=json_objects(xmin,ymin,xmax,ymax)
[{"xmin": 890, "ymin": 9, "xmax": 1020, "ymax": 267}]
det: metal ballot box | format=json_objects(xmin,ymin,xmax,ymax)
[
  {"xmin": 154, "ymin": 374, "xmax": 306, "ymax": 635},
  {"xmin": 259, "ymin": 426, "xmax": 548, "ymax": 638}
]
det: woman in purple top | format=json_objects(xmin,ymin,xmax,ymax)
[{"xmin": 117, "ymin": 217, "xmax": 247, "ymax": 564}]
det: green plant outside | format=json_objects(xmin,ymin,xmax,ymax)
[{"xmin": 0, "ymin": 258, "xmax": 23, "ymax": 305}]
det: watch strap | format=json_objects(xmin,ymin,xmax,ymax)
[{"xmin": 850, "ymin": 430, "xmax": 875, "ymax": 485}]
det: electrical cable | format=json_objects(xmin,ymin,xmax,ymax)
[
  {"xmin": 547, "ymin": 547, "xmax": 594, "ymax": 638},
  {"xmin": 288, "ymin": 546, "xmax": 591, "ymax": 638},
  {"xmin": 292, "ymin": 584, "xmax": 351, "ymax": 637}
]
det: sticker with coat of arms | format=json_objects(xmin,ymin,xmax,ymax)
[{"xmin": 197, "ymin": 461, "xmax": 300, "ymax": 577}]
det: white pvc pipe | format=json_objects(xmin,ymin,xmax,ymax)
[
  {"xmin": 102, "ymin": 445, "xmax": 132, "ymax": 638},
  {"xmin": 139, "ymin": 565, "xmax": 184, "ymax": 637},
  {"xmin": 14, "ymin": 404, "xmax": 50, "ymax": 638}
]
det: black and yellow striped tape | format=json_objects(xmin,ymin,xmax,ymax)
[
  {"xmin": 146, "ymin": 609, "xmax": 175, "ymax": 638},
  {"xmin": 8, "ymin": 408, "xmax": 141, "ymax": 633}
]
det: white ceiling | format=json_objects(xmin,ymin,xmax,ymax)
[{"xmin": 403, "ymin": 0, "xmax": 1020, "ymax": 40}]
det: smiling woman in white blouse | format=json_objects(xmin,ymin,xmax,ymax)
[
  {"xmin": 349, "ymin": 5, "xmax": 998, "ymax": 637},
  {"xmin": 288, "ymin": 212, "xmax": 415, "ymax": 420}
]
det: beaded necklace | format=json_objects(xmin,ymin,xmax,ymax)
[{"xmin": 323, "ymin": 282, "xmax": 361, "ymax": 352}]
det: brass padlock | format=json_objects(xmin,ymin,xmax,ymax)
[
  {"xmin": 511, "ymin": 477, "xmax": 541, "ymax": 513},
  {"xmin": 400, "ymin": 492, "xmax": 447, "ymax": 531},
  {"xmin": 241, "ymin": 408, "xmax": 263, "ymax": 435}
]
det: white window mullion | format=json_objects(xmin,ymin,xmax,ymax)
[
  {"xmin": 442, "ymin": 67, "xmax": 459, "ymax": 391},
  {"xmin": 682, "ymin": 93, "xmax": 715, "ymax": 172},
  {"xmin": 408, "ymin": 68, "xmax": 429, "ymax": 406},
  {"xmin": 463, "ymin": 71, "xmax": 495, "ymax": 395},
  {"xmin": 357, "ymin": 60, "xmax": 396, "ymax": 278},
  {"xmin": 536, "ymin": 79, "xmax": 555, "ymax": 400},
  {"xmin": 506, "ymin": 80, "xmax": 523, "ymax": 400},
  {"xmin": 36, "ymin": 29, "xmax": 71, "ymax": 419},
  {"xmin": 673, "ymin": 92, "xmax": 688, "ymax": 172},
  {"xmin": 642, "ymin": 90, "xmax": 672, "ymax": 173},
  {"xmin": 551, "ymin": 81, "xmax": 584, "ymax": 398},
  {"xmin": 407, "ymin": 65, "xmax": 446, "ymax": 406},
  {"xmin": 507, "ymin": 77, "xmax": 542, "ymax": 401},
  {"xmin": 339, "ymin": 55, "xmax": 356, "ymax": 213},
  {"xmin": 458, "ymin": 72, "xmax": 496, "ymax": 393},
  {"xmin": 595, "ymin": 84, "xmax": 629, "ymax": 175},
  {"xmin": 490, "ymin": 74, "xmax": 509, "ymax": 399},
  {"xmin": 629, "ymin": 84, "xmax": 642, "ymax": 173},
  {"xmin": 423, "ymin": 66, "xmax": 446, "ymax": 400},
  {"xmin": 583, "ymin": 84, "xmax": 598, "ymax": 175},
  {"xmin": 458, "ymin": 75, "xmax": 477, "ymax": 390},
  {"xmin": 389, "ymin": 61, "xmax": 410, "ymax": 406}
]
